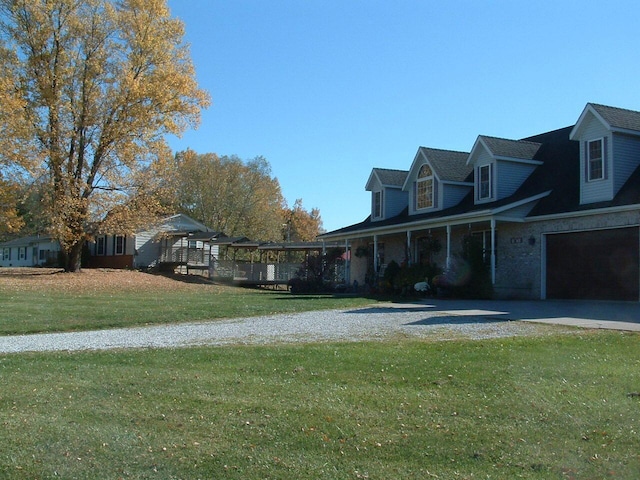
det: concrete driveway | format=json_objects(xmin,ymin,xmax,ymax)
[{"xmin": 414, "ymin": 298, "xmax": 640, "ymax": 331}]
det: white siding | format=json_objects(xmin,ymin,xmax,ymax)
[
  {"xmin": 134, "ymin": 229, "xmax": 162, "ymax": 268},
  {"xmin": 496, "ymin": 161, "xmax": 536, "ymax": 199},
  {"xmin": 0, "ymin": 239, "xmax": 60, "ymax": 267},
  {"xmin": 612, "ymin": 133, "xmax": 640, "ymax": 194}
]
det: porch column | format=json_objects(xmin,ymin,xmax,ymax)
[
  {"xmin": 490, "ymin": 218, "xmax": 496, "ymax": 285},
  {"xmin": 446, "ymin": 225, "xmax": 452, "ymax": 269},
  {"xmin": 406, "ymin": 230, "xmax": 412, "ymax": 265},
  {"xmin": 373, "ymin": 235, "xmax": 379, "ymax": 274}
]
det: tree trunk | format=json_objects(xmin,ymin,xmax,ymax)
[{"xmin": 63, "ymin": 242, "xmax": 84, "ymax": 272}]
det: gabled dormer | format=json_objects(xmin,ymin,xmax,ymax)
[
  {"xmin": 570, "ymin": 103, "xmax": 640, "ymax": 205},
  {"xmin": 467, "ymin": 136, "xmax": 542, "ymax": 205},
  {"xmin": 365, "ymin": 168, "xmax": 408, "ymax": 221},
  {"xmin": 402, "ymin": 147, "xmax": 472, "ymax": 215}
]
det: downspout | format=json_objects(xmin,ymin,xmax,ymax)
[
  {"xmin": 490, "ymin": 218, "xmax": 496, "ymax": 285},
  {"xmin": 446, "ymin": 225, "xmax": 451, "ymax": 270}
]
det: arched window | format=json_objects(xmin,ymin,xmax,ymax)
[{"xmin": 416, "ymin": 164, "xmax": 434, "ymax": 209}]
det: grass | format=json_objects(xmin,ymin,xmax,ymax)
[
  {"xmin": 0, "ymin": 270, "xmax": 378, "ymax": 335},
  {"xmin": 1, "ymin": 333, "xmax": 640, "ymax": 479}
]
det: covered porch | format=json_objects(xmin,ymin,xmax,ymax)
[
  {"xmin": 336, "ymin": 212, "xmax": 526, "ymax": 292},
  {"xmin": 208, "ymin": 238, "xmax": 348, "ymax": 287}
]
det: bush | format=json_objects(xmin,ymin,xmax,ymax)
[{"xmin": 394, "ymin": 263, "xmax": 442, "ymax": 294}]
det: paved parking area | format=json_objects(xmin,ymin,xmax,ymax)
[{"xmin": 415, "ymin": 298, "xmax": 640, "ymax": 331}]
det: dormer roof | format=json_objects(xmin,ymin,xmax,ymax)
[
  {"xmin": 468, "ymin": 135, "xmax": 542, "ymax": 164},
  {"xmin": 570, "ymin": 103, "xmax": 640, "ymax": 139},
  {"xmin": 420, "ymin": 147, "xmax": 472, "ymax": 182},
  {"xmin": 365, "ymin": 168, "xmax": 407, "ymax": 191}
]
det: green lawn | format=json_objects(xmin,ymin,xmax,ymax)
[
  {"xmin": 0, "ymin": 272, "xmax": 377, "ymax": 335},
  {"xmin": 1, "ymin": 333, "xmax": 639, "ymax": 479}
]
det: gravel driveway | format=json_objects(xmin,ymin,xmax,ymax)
[{"xmin": 0, "ymin": 303, "xmax": 562, "ymax": 354}]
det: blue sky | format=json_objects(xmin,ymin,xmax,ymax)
[{"xmin": 166, "ymin": 0, "xmax": 640, "ymax": 233}]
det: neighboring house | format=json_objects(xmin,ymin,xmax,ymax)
[
  {"xmin": 319, "ymin": 103, "xmax": 640, "ymax": 302},
  {"xmin": 86, "ymin": 214, "xmax": 219, "ymax": 270},
  {"xmin": 0, "ymin": 235, "xmax": 61, "ymax": 268}
]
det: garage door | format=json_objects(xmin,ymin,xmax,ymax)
[{"xmin": 546, "ymin": 227, "xmax": 639, "ymax": 301}]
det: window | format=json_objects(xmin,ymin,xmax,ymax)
[
  {"xmin": 373, "ymin": 191, "xmax": 383, "ymax": 218},
  {"xmin": 115, "ymin": 235, "xmax": 125, "ymax": 255},
  {"xmin": 416, "ymin": 164, "xmax": 434, "ymax": 209},
  {"xmin": 479, "ymin": 164, "xmax": 492, "ymax": 200},
  {"xmin": 2, "ymin": 248, "xmax": 10, "ymax": 261},
  {"xmin": 18, "ymin": 247, "xmax": 26, "ymax": 260},
  {"xmin": 588, "ymin": 138, "xmax": 604, "ymax": 181},
  {"xmin": 96, "ymin": 236, "xmax": 106, "ymax": 255}
]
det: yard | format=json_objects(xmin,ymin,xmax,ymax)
[
  {"xmin": 0, "ymin": 268, "xmax": 376, "ymax": 335},
  {"xmin": 0, "ymin": 269, "xmax": 639, "ymax": 479}
]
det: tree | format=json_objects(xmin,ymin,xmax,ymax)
[
  {"xmin": 0, "ymin": 0, "xmax": 210, "ymax": 271},
  {"xmin": 284, "ymin": 198, "xmax": 323, "ymax": 242},
  {"xmin": 163, "ymin": 150, "xmax": 287, "ymax": 241},
  {"xmin": 0, "ymin": 174, "xmax": 23, "ymax": 239}
]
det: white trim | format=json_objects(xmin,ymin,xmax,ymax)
[
  {"xmin": 587, "ymin": 137, "xmax": 605, "ymax": 181},
  {"xmin": 492, "ymin": 191, "xmax": 551, "ymax": 214},
  {"xmin": 526, "ymin": 203, "xmax": 640, "ymax": 223},
  {"xmin": 415, "ymin": 164, "xmax": 435, "ymax": 211},
  {"xmin": 494, "ymin": 156, "xmax": 543, "ymax": 165},
  {"xmin": 477, "ymin": 164, "xmax": 493, "ymax": 202},
  {"xmin": 442, "ymin": 180, "xmax": 474, "ymax": 187},
  {"xmin": 372, "ymin": 190, "xmax": 384, "ymax": 219}
]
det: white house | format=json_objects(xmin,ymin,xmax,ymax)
[{"xmin": 0, "ymin": 235, "xmax": 61, "ymax": 268}]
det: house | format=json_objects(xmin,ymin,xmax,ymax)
[
  {"xmin": 1, "ymin": 214, "xmax": 217, "ymax": 271},
  {"xmin": 86, "ymin": 214, "xmax": 219, "ymax": 270},
  {"xmin": 0, "ymin": 235, "xmax": 61, "ymax": 268},
  {"xmin": 319, "ymin": 103, "xmax": 640, "ymax": 301}
]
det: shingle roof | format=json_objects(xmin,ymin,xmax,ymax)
[
  {"xmin": 372, "ymin": 168, "xmax": 408, "ymax": 187},
  {"xmin": 590, "ymin": 103, "xmax": 640, "ymax": 132},
  {"xmin": 321, "ymin": 104, "xmax": 640, "ymax": 239},
  {"xmin": 419, "ymin": 147, "xmax": 472, "ymax": 182},
  {"xmin": 479, "ymin": 136, "xmax": 542, "ymax": 161}
]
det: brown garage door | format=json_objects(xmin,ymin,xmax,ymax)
[{"xmin": 546, "ymin": 227, "xmax": 639, "ymax": 301}]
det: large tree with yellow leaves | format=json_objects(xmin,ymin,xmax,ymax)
[{"xmin": 0, "ymin": 0, "xmax": 209, "ymax": 271}]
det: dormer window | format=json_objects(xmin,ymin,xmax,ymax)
[
  {"xmin": 478, "ymin": 164, "xmax": 492, "ymax": 200},
  {"xmin": 373, "ymin": 190, "xmax": 383, "ymax": 218},
  {"xmin": 587, "ymin": 138, "xmax": 604, "ymax": 181},
  {"xmin": 416, "ymin": 164, "xmax": 434, "ymax": 209}
]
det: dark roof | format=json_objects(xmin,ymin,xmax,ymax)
[
  {"xmin": 479, "ymin": 135, "xmax": 541, "ymax": 160},
  {"xmin": 321, "ymin": 106, "xmax": 640, "ymax": 238},
  {"xmin": 372, "ymin": 168, "xmax": 407, "ymax": 187},
  {"xmin": 591, "ymin": 103, "xmax": 640, "ymax": 132},
  {"xmin": 419, "ymin": 147, "xmax": 472, "ymax": 182},
  {"xmin": 321, "ymin": 126, "xmax": 581, "ymax": 237}
]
